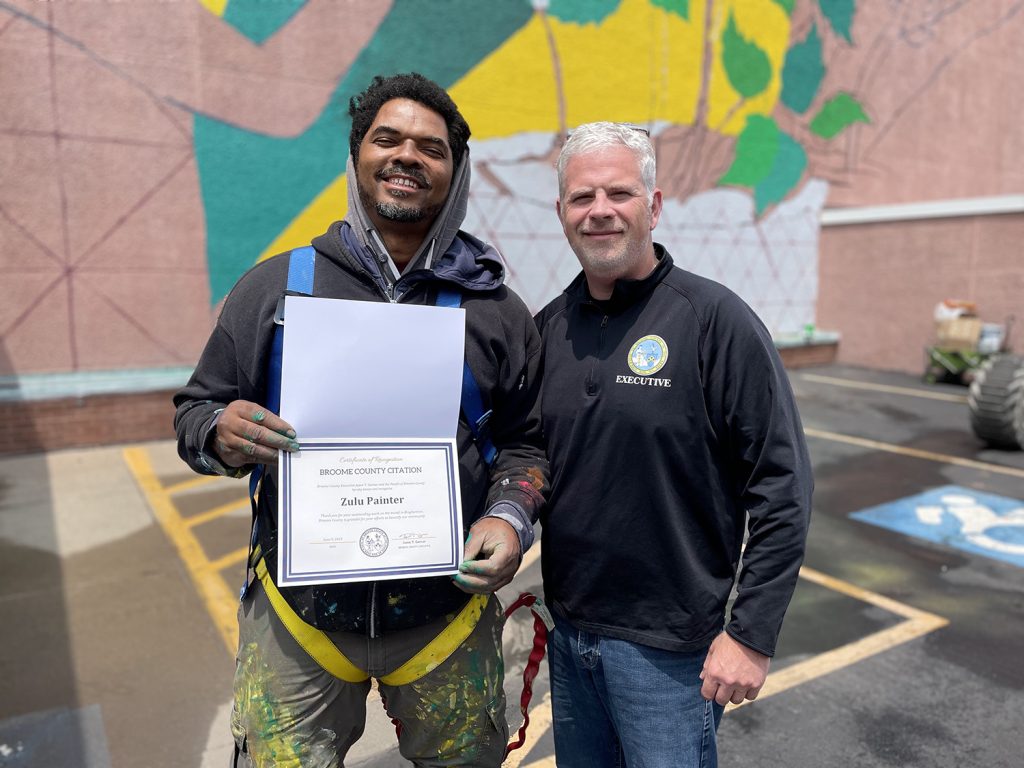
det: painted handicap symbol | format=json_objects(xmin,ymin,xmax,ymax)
[
  {"xmin": 916, "ymin": 494, "xmax": 1024, "ymax": 557},
  {"xmin": 851, "ymin": 485, "xmax": 1024, "ymax": 568}
]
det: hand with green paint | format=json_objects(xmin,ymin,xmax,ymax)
[
  {"xmin": 213, "ymin": 400, "xmax": 300, "ymax": 468},
  {"xmin": 453, "ymin": 517, "xmax": 522, "ymax": 594}
]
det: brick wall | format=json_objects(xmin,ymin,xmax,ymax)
[
  {"xmin": 777, "ymin": 342, "xmax": 839, "ymax": 369},
  {"xmin": 0, "ymin": 391, "xmax": 178, "ymax": 456},
  {"xmin": 0, "ymin": 342, "xmax": 836, "ymax": 456}
]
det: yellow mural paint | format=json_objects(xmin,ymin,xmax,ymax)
[
  {"xmin": 198, "ymin": 0, "xmax": 229, "ymax": 18},
  {"xmin": 450, "ymin": 0, "xmax": 790, "ymax": 138},
  {"xmin": 450, "ymin": 0, "xmax": 703, "ymax": 135},
  {"xmin": 706, "ymin": 0, "xmax": 790, "ymax": 134},
  {"xmin": 449, "ymin": 12, "xmax": 561, "ymax": 136},
  {"xmin": 257, "ymin": 174, "xmax": 348, "ymax": 263},
  {"xmin": 257, "ymin": 0, "xmax": 792, "ymax": 262}
]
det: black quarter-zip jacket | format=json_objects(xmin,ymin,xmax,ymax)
[{"xmin": 535, "ymin": 246, "xmax": 812, "ymax": 656}]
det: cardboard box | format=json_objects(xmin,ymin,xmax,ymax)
[{"xmin": 935, "ymin": 317, "xmax": 982, "ymax": 350}]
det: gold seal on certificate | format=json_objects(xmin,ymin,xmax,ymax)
[{"xmin": 277, "ymin": 439, "xmax": 463, "ymax": 586}]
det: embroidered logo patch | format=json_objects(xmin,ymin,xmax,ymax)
[{"xmin": 628, "ymin": 335, "xmax": 668, "ymax": 375}]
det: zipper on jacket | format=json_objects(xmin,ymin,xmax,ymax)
[
  {"xmin": 368, "ymin": 583, "xmax": 379, "ymax": 638},
  {"xmin": 586, "ymin": 315, "xmax": 610, "ymax": 395}
]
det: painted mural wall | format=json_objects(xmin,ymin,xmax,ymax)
[{"xmin": 2, "ymin": 0, "xmax": 1022, "ymax": 378}]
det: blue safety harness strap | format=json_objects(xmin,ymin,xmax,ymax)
[
  {"xmin": 436, "ymin": 288, "xmax": 498, "ymax": 466},
  {"xmin": 247, "ymin": 246, "xmax": 316, "ymax": 507}
]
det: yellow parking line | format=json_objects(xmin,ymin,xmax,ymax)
[
  {"xmin": 165, "ymin": 474, "xmax": 221, "ymax": 494},
  {"xmin": 798, "ymin": 373, "xmax": 969, "ymax": 403},
  {"xmin": 506, "ymin": 562, "xmax": 947, "ymax": 750},
  {"xmin": 184, "ymin": 497, "xmax": 249, "ymax": 528},
  {"xmin": 732, "ymin": 566, "xmax": 947, "ymax": 709},
  {"xmin": 123, "ymin": 447, "xmax": 238, "ymax": 655},
  {"xmin": 804, "ymin": 427, "xmax": 1024, "ymax": 479},
  {"xmin": 210, "ymin": 547, "xmax": 250, "ymax": 573},
  {"xmin": 798, "ymin": 566, "xmax": 935, "ymax": 619}
]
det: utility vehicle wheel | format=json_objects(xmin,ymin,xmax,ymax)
[{"xmin": 968, "ymin": 355, "xmax": 1024, "ymax": 449}]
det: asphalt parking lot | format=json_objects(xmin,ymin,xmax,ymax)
[{"xmin": 1, "ymin": 363, "xmax": 1022, "ymax": 767}]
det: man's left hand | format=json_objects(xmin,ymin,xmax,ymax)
[
  {"xmin": 452, "ymin": 518, "xmax": 521, "ymax": 594},
  {"xmin": 699, "ymin": 631, "xmax": 770, "ymax": 706}
]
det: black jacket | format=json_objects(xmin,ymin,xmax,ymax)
[
  {"xmin": 174, "ymin": 221, "xmax": 548, "ymax": 634},
  {"xmin": 535, "ymin": 246, "xmax": 811, "ymax": 656}
]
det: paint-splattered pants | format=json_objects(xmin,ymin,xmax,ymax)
[{"xmin": 230, "ymin": 580, "xmax": 509, "ymax": 767}]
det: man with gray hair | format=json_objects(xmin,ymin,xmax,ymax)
[{"xmin": 534, "ymin": 122, "xmax": 813, "ymax": 767}]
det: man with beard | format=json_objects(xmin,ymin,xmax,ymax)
[
  {"xmin": 534, "ymin": 122, "xmax": 812, "ymax": 767},
  {"xmin": 174, "ymin": 73, "xmax": 548, "ymax": 767}
]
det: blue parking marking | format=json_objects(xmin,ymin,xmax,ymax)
[{"xmin": 851, "ymin": 485, "xmax": 1024, "ymax": 568}]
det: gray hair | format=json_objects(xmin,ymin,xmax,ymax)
[{"xmin": 556, "ymin": 122, "xmax": 657, "ymax": 201}]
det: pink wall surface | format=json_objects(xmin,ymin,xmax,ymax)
[
  {"xmin": 820, "ymin": 0, "xmax": 1024, "ymax": 208},
  {"xmin": 819, "ymin": 213, "xmax": 1024, "ymax": 373},
  {"xmin": 813, "ymin": 0, "xmax": 1024, "ymax": 372},
  {"xmin": 2, "ymin": 0, "xmax": 1022, "ymax": 381}
]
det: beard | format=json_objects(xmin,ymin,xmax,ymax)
[
  {"xmin": 374, "ymin": 199, "xmax": 442, "ymax": 223},
  {"xmin": 357, "ymin": 174, "xmax": 442, "ymax": 225},
  {"xmin": 574, "ymin": 240, "xmax": 633, "ymax": 277}
]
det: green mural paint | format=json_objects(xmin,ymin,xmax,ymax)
[
  {"xmin": 195, "ymin": 0, "xmax": 534, "ymax": 305},
  {"xmin": 195, "ymin": 112, "xmax": 348, "ymax": 303},
  {"xmin": 548, "ymin": 0, "xmax": 622, "ymax": 24},
  {"xmin": 649, "ymin": 0, "xmax": 689, "ymax": 20},
  {"xmin": 809, "ymin": 92, "xmax": 869, "ymax": 139},
  {"xmin": 719, "ymin": 115, "xmax": 780, "ymax": 187},
  {"xmin": 223, "ymin": 0, "xmax": 308, "ymax": 45},
  {"xmin": 722, "ymin": 12, "xmax": 771, "ymax": 99},
  {"xmin": 820, "ymin": 0, "xmax": 856, "ymax": 43},
  {"xmin": 754, "ymin": 128, "xmax": 806, "ymax": 213},
  {"xmin": 780, "ymin": 23, "xmax": 823, "ymax": 114},
  {"xmin": 770, "ymin": 0, "xmax": 794, "ymax": 15}
]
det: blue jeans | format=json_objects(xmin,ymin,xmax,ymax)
[{"xmin": 548, "ymin": 615, "xmax": 724, "ymax": 768}]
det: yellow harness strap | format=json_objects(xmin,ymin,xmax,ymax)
[
  {"xmin": 253, "ymin": 555, "xmax": 369, "ymax": 683},
  {"xmin": 251, "ymin": 552, "xmax": 487, "ymax": 686},
  {"xmin": 380, "ymin": 592, "xmax": 488, "ymax": 686}
]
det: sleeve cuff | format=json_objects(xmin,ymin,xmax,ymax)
[
  {"xmin": 483, "ymin": 500, "xmax": 535, "ymax": 555},
  {"xmin": 198, "ymin": 411, "xmax": 250, "ymax": 479}
]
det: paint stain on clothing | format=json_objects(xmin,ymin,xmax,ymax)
[
  {"xmin": 394, "ymin": 609, "xmax": 507, "ymax": 763},
  {"xmin": 232, "ymin": 642, "xmax": 340, "ymax": 768}
]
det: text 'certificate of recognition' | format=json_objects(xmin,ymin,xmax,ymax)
[{"xmin": 276, "ymin": 297, "xmax": 466, "ymax": 586}]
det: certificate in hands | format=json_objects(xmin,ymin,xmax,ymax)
[{"xmin": 276, "ymin": 296, "xmax": 466, "ymax": 586}]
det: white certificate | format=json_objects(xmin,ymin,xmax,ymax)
[
  {"xmin": 278, "ymin": 439, "xmax": 462, "ymax": 586},
  {"xmin": 276, "ymin": 297, "xmax": 466, "ymax": 586}
]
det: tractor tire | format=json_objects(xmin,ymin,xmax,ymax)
[{"xmin": 968, "ymin": 354, "xmax": 1024, "ymax": 449}]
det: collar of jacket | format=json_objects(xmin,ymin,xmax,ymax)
[
  {"xmin": 568, "ymin": 243, "xmax": 674, "ymax": 313},
  {"xmin": 333, "ymin": 220, "xmax": 506, "ymax": 296}
]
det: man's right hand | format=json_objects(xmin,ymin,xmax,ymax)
[{"xmin": 214, "ymin": 400, "xmax": 299, "ymax": 467}]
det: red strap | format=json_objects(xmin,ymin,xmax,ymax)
[{"xmin": 504, "ymin": 592, "xmax": 551, "ymax": 757}]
